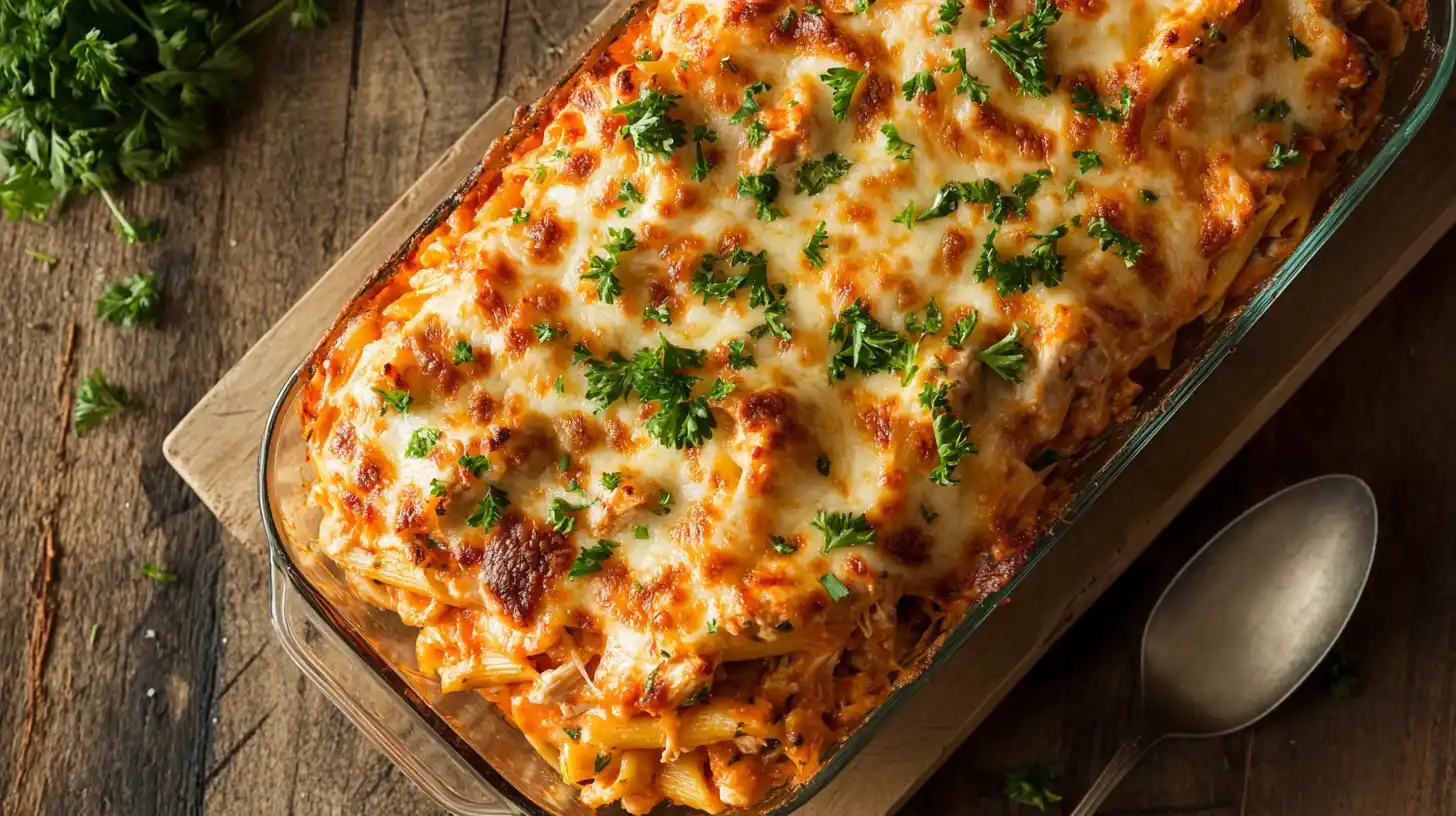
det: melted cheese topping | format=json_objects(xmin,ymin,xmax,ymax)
[{"xmin": 299, "ymin": 0, "xmax": 1409, "ymax": 811}]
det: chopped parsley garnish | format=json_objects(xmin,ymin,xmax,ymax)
[
  {"xmin": 803, "ymin": 221, "xmax": 830, "ymax": 268},
  {"xmin": 1005, "ymin": 764, "xmax": 1063, "ymax": 810},
  {"xmin": 726, "ymin": 339, "xmax": 758, "ymax": 369},
  {"xmin": 141, "ymin": 564, "xmax": 178, "ymax": 583},
  {"xmin": 707, "ymin": 378, "xmax": 736, "ymax": 400},
  {"xmin": 820, "ymin": 573, "xmax": 851, "ymax": 602},
  {"xmin": 372, "ymin": 387, "xmax": 411, "ymax": 415},
  {"xmin": 947, "ymin": 312, "xmax": 978, "ymax": 348},
  {"xmin": 730, "ymin": 81, "xmax": 772, "ymax": 125},
  {"xmin": 643, "ymin": 302, "xmax": 672, "ymax": 324},
  {"xmin": 794, "ymin": 153, "xmax": 852, "ymax": 195},
  {"xmin": 582, "ymin": 226, "xmax": 637, "ymax": 304},
  {"xmin": 1071, "ymin": 84, "xmax": 1131, "ymax": 123},
  {"xmin": 736, "ymin": 169, "xmax": 785, "ymax": 221},
  {"xmin": 533, "ymin": 322, "xmax": 566, "ymax": 342},
  {"xmin": 1028, "ymin": 449, "xmax": 1065, "ymax": 471},
  {"xmin": 1085, "ymin": 217, "xmax": 1144, "ymax": 267},
  {"xmin": 972, "ymin": 227, "xmax": 1066, "ymax": 296},
  {"xmin": 429, "ymin": 479, "xmax": 448, "ymax": 498},
  {"xmin": 819, "ymin": 67, "xmax": 865, "ymax": 121},
  {"xmin": 96, "ymin": 272, "xmax": 162, "ymax": 328},
  {"xmin": 466, "ymin": 486, "xmax": 510, "ymax": 531},
  {"xmin": 1254, "ymin": 99, "xmax": 1292, "ymax": 122},
  {"xmin": 933, "ymin": 0, "xmax": 965, "ymax": 34},
  {"xmin": 881, "ymin": 123, "xmax": 916, "ymax": 161},
  {"xmin": 548, "ymin": 497, "xmax": 592, "ymax": 534},
  {"xmin": 827, "ymin": 301, "xmax": 909, "ymax": 382},
  {"xmin": 636, "ymin": 50, "xmax": 656, "ymax": 62},
  {"xmin": 901, "ymin": 71, "xmax": 937, "ymax": 101},
  {"xmin": 618, "ymin": 179, "xmax": 645, "ymax": 208},
  {"xmin": 816, "ymin": 453, "xmax": 832, "ymax": 476},
  {"xmin": 1289, "ymin": 34, "xmax": 1312, "ymax": 59},
  {"xmin": 918, "ymin": 182, "xmax": 969, "ymax": 221},
  {"xmin": 1073, "ymin": 149, "xmax": 1102, "ymax": 173},
  {"xmin": 564, "ymin": 727, "xmax": 582, "ymax": 741},
  {"xmin": 745, "ymin": 119, "xmax": 770, "ymax": 147},
  {"xmin": 691, "ymin": 126, "xmax": 718, "ymax": 182},
  {"xmin": 1326, "ymin": 651, "xmax": 1365, "ymax": 699},
  {"xmin": 652, "ymin": 491, "xmax": 674, "ymax": 515},
  {"xmin": 977, "ymin": 323, "xmax": 1029, "ymax": 382},
  {"xmin": 921, "ymin": 383, "xmax": 978, "ymax": 485},
  {"xmin": 593, "ymin": 753, "xmax": 612, "ymax": 775},
  {"xmin": 25, "ymin": 249, "xmax": 57, "ymax": 264},
  {"xmin": 905, "ymin": 299, "xmax": 943, "ymax": 335},
  {"xmin": 770, "ymin": 536, "xmax": 797, "ymax": 554},
  {"xmin": 451, "ymin": 340, "xmax": 474, "ymax": 364},
  {"xmin": 942, "ymin": 48, "xmax": 989, "ymax": 102},
  {"xmin": 578, "ymin": 335, "xmax": 722, "ymax": 449},
  {"xmin": 569, "ymin": 540, "xmax": 619, "ymax": 579},
  {"xmin": 775, "ymin": 621, "xmax": 795, "ymax": 632},
  {"xmin": 812, "ymin": 510, "xmax": 877, "ymax": 552},
  {"xmin": 458, "ymin": 454, "xmax": 490, "ymax": 477},
  {"xmin": 892, "ymin": 200, "xmax": 917, "ymax": 230},
  {"xmin": 854, "ymin": 0, "xmax": 876, "ymax": 11},
  {"xmin": 989, "ymin": 0, "xmax": 1061, "ymax": 98},
  {"xmin": 693, "ymin": 247, "xmax": 781, "ymax": 310},
  {"xmin": 600, "ymin": 472, "xmax": 622, "ymax": 490},
  {"xmin": 554, "ymin": 375, "xmax": 565, "ymax": 394},
  {"xmin": 1266, "ymin": 141, "xmax": 1305, "ymax": 169},
  {"xmin": 1206, "ymin": 23, "xmax": 1227, "ymax": 43},
  {"xmin": 706, "ymin": 618, "xmax": 719, "ymax": 634},
  {"xmin": 612, "ymin": 89, "xmax": 688, "ymax": 161},
  {"xmin": 1140, "ymin": 188, "xmax": 1159, "ymax": 203},
  {"xmin": 634, "ymin": 525, "xmax": 650, "ymax": 539},
  {"xmin": 510, "ymin": 208, "xmax": 529, "ymax": 224},
  {"xmin": 406, "ymin": 427, "xmax": 442, "ymax": 458}
]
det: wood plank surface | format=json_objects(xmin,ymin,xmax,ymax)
[{"xmin": 2, "ymin": 3, "xmax": 1452, "ymax": 816}]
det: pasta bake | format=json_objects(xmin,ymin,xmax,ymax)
[{"xmin": 297, "ymin": 0, "xmax": 1418, "ymax": 811}]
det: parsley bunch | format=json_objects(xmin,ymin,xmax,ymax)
[
  {"xmin": 576, "ymin": 335, "xmax": 727, "ymax": 449},
  {"xmin": 0, "ymin": 0, "xmax": 329, "ymax": 227},
  {"xmin": 827, "ymin": 300, "xmax": 913, "ymax": 382},
  {"xmin": 988, "ymin": 0, "xmax": 1061, "ymax": 98}
]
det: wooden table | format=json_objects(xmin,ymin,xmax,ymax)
[{"xmin": 2, "ymin": 2, "xmax": 1452, "ymax": 814}]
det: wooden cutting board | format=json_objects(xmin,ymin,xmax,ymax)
[{"xmin": 162, "ymin": 1, "xmax": 1456, "ymax": 811}]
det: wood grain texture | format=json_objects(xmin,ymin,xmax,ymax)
[{"xmin": 2, "ymin": 3, "xmax": 1452, "ymax": 816}]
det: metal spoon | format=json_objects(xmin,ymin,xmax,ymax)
[{"xmin": 1071, "ymin": 474, "xmax": 1377, "ymax": 816}]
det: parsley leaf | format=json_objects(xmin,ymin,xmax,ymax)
[
  {"xmin": 1085, "ymin": 217, "xmax": 1144, "ymax": 267},
  {"xmin": 533, "ymin": 322, "xmax": 566, "ymax": 342},
  {"xmin": 1073, "ymin": 149, "xmax": 1102, "ymax": 173},
  {"xmin": 811, "ymin": 510, "xmax": 877, "ymax": 552},
  {"xmin": 618, "ymin": 179, "xmax": 645, "ymax": 206},
  {"xmin": 892, "ymin": 200, "xmax": 917, "ymax": 230},
  {"xmin": 933, "ymin": 0, "xmax": 966, "ymax": 34},
  {"xmin": 429, "ymin": 479, "xmax": 448, "ymax": 498},
  {"xmin": 601, "ymin": 472, "xmax": 622, "ymax": 490},
  {"xmin": 930, "ymin": 409, "xmax": 978, "ymax": 485},
  {"xmin": 1005, "ymin": 764, "xmax": 1063, "ymax": 810},
  {"xmin": 141, "ymin": 564, "xmax": 178, "ymax": 583},
  {"xmin": 804, "ymin": 221, "xmax": 830, "ymax": 268},
  {"xmin": 511, "ymin": 208, "xmax": 530, "ymax": 224},
  {"xmin": 828, "ymin": 301, "xmax": 908, "ymax": 381},
  {"xmin": 451, "ymin": 340, "xmax": 474, "ymax": 364},
  {"xmin": 819, "ymin": 67, "xmax": 865, "ymax": 121},
  {"xmin": 569, "ymin": 540, "xmax": 619, "ymax": 579},
  {"xmin": 582, "ymin": 227, "xmax": 637, "ymax": 303},
  {"xmin": 794, "ymin": 153, "xmax": 852, "ymax": 195},
  {"xmin": 96, "ymin": 272, "xmax": 162, "ymax": 328},
  {"xmin": 726, "ymin": 339, "xmax": 757, "ymax": 369},
  {"xmin": 905, "ymin": 300, "xmax": 943, "ymax": 335},
  {"xmin": 548, "ymin": 497, "xmax": 592, "ymax": 534},
  {"xmin": 691, "ymin": 126, "xmax": 718, "ymax": 182},
  {"xmin": 901, "ymin": 71, "xmax": 937, "ymax": 100},
  {"xmin": 816, "ymin": 453, "xmax": 832, "ymax": 476},
  {"xmin": 1071, "ymin": 84, "xmax": 1131, "ymax": 123},
  {"xmin": 466, "ymin": 486, "xmax": 510, "ymax": 531},
  {"xmin": 1289, "ymin": 34, "xmax": 1312, "ymax": 59},
  {"xmin": 881, "ymin": 123, "xmax": 916, "ymax": 161},
  {"xmin": 372, "ymin": 387, "xmax": 411, "ymax": 415},
  {"xmin": 820, "ymin": 573, "xmax": 851, "ymax": 602},
  {"xmin": 612, "ymin": 89, "xmax": 688, "ymax": 161},
  {"xmin": 730, "ymin": 82, "xmax": 772, "ymax": 125},
  {"xmin": 406, "ymin": 427, "xmax": 442, "ymax": 458},
  {"xmin": 770, "ymin": 535, "xmax": 797, "ymax": 554},
  {"xmin": 976, "ymin": 323, "xmax": 1030, "ymax": 382},
  {"xmin": 74, "ymin": 368, "xmax": 135, "ymax": 436},
  {"xmin": 1254, "ymin": 99, "xmax": 1292, "ymax": 122},
  {"xmin": 988, "ymin": 0, "xmax": 1062, "ymax": 98},
  {"xmin": 1140, "ymin": 188, "xmax": 1159, "ymax": 203},
  {"xmin": 943, "ymin": 48, "xmax": 989, "ymax": 101},
  {"xmin": 745, "ymin": 119, "xmax": 770, "ymax": 147},
  {"xmin": 947, "ymin": 312, "xmax": 979, "ymax": 348},
  {"xmin": 458, "ymin": 454, "xmax": 490, "ymax": 477},
  {"xmin": 1266, "ymin": 141, "xmax": 1305, "ymax": 169},
  {"xmin": 737, "ymin": 169, "xmax": 785, "ymax": 221},
  {"xmin": 918, "ymin": 182, "xmax": 970, "ymax": 221}
]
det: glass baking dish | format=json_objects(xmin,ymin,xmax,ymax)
[{"xmin": 257, "ymin": 1, "xmax": 1455, "ymax": 812}]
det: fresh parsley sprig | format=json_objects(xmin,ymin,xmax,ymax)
[
  {"xmin": 827, "ymin": 301, "xmax": 908, "ymax": 382},
  {"xmin": 811, "ymin": 510, "xmax": 877, "ymax": 552},
  {"xmin": 582, "ymin": 227, "xmax": 637, "ymax": 303},
  {"xmin": 1086, "ymin": 217, "xmax": 1144, "ymax": 267},
  {"xmin": 74, "ymin": 368, "xmax": 136, "ymax": 436},
  {"xmin": 736, "ymin": 168, "xmax": 785, "ymax": 221},
  {"xmin": 1071, "ymin": 84, "xmax": 1131, "ymax": 123},
  {"xmin": 988, "ymin": 0, "xmax": 1061, "ymax": 98},
  {"xmin": 612, "ymin": 89, "xmax": 688, "ymax": 161},
  {"xmin": 819, "ymin": 67, "xmax": 865, "ymax": 121},
  {"xmin": 976, "ymin": 323, "xmax": 1030, "ymax": 382},
  {"xmin": 96, "ymin": 272, "xmax": 162, "ymax": 328},
  {"xmin": 794, "ymin": 153, "xmax": 852, "ymax": 195},
  {"xmin": 943, "ymin": 48, "xmax": 989, "ymax": 102}
]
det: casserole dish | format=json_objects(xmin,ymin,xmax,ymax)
[{"xmin": 259, "ymin": 0, "xmax": 1454, "ymax": 813}]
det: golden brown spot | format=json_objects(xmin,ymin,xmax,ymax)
[
  {"xmin": 525, "ymin": 212, "xmax": 568, "ymax": 263},
  {"xmin": 355, "ymin": 459, "xmax": 382, "ymax": 492},
  {"xmin": 939, "ymin": 227, "xmax": 971, "ymax": 275},
  {"xmin": 330, "ymin": 420, "xmax": 356, "ymax": 457},
  {"xmin": 468, "ymin": 391, "xmax": 495, "ymax": 426},
  {"xmin": 856, "ymin": 402, "xmax": 897, "ymax": 450},
  {"xmin": 604, "ymin": 417, "xmax": 633, "ymax": 452},
  {"xmin": 480, "ymin": 515, "xmax": 572, "ymax": 627},
  {"xmin": 882, "ymin": 527, "xmax": 931, "ymax": 566},
  {"xmin": 504, "ymin": 326, "xmax": 532, "ymax": 355},
  {"xmin": 555, "ymin": 412, "xmax": 598, "ymax": 453},
  {"xmin": 561, "ymin": 151, "xmax": 597, "ymax": 182},
  {"xmin": 853, "ymin": 73, "xmax": 891, "ymax": 139}
]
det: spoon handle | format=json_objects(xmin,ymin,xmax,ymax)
[{"xmin": 1069, "ymin": 724, "xmax": 1161, "ymax": 816}]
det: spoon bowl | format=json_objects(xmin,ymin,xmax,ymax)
[{"xmin": 1071, "ymin": 474, "xmax": 1377, "ymax": 815}]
